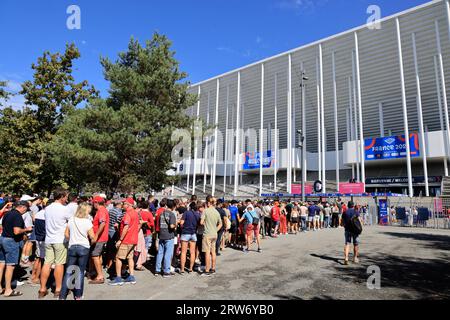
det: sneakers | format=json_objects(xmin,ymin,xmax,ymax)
[
  {"xmin": 200, "ymin": 271, "xmax": 211, "ymax": 277},
  {"xmin": 108, "ymin": 276, "xmax": 124, "ymax": 286},
  {"xmin": 344, "ymin": 260, "xmax": 349, "ymax": 265},
  {"xmin": 123, "ymin": 275, "xmax": 136, "ymax": 284},
  {"xmin": 353, "ymin": 257, "xmax": 360, "ymax": 264},
  {"xmin": 257, "ymin": 248, "xmax": 262, "ymax": 253},
  {"xmin": 243, "ymin": 248, "xmax": 249, "ymax": 254},
  {"xmin": 162, "ymin": 273, "xmax": 174, "ymax": 278}
]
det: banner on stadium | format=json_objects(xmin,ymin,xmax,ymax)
[
  {"xmin": 379, "ymin": 199, "xmax": 388, "ymax": 225},
  {"xmin": 243, "ymin": 150, "xmax": 273, "ymax": 170},
  {"xmin": 291, "ymin": 184, "xmax": 313, "ymax": 195},
  {"xmin": 339, "ymin": 182, "xmax": 365, "ymax": 194},
  {"xmin": 365, "ymin": 133, "xmax": 420, "ymax": 161}
]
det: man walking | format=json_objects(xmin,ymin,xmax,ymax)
[
  {"xmin": 200, "ymin": 195, "xmax": 222, "ymax": 276},
  {"xmin": 342, "ymin": 201, "xmax": 362, "ymax": 265}
]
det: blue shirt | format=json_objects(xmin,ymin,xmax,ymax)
[
  {"xmin": 242, "ymin": 210, "xmax": 255, "ymax": 224},
  {"xmin": 229, "ymin": 205, "xmax": 239, "ymax": 221},
  {"xmin": 343, "ymin": 208, "xmax": 360, "ymax": 231},
  {"xmin": 308, "ymin": 205, "xmax": 319, "ymax": 217},
  {"xmin": 181, "ymin": 210, "xmax": 200, "ymax": 234}
]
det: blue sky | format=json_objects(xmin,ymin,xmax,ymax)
[{"xmin": 0, "ymin": 0, "xmax": 430, "ymax": 108}]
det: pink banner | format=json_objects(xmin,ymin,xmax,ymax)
[
  {"xmin": 339, "ymin": 182, "xmax": 365, "ymax": 194},
  {"xmin": 291, "ymin": 184, "xmax": 313, "ymax": 195}
]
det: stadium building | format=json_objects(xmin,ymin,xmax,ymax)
[{"xmin": 175, "ymin": 0, "xmax": 450, "ymax": 198}]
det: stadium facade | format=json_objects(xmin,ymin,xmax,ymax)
[{"xmin": 175, "ymin": 0, "xmax": 450, "ymax": 198}]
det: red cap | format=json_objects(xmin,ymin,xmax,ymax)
[
  {"xmin": 93, "ymin": 196, "xmax": 104, "ymax": 203},
  {"xmin": 124, "ymin": 197, "xmax": 135, "ymax": 206}
]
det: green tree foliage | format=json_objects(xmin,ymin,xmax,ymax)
[
  {"xmin": 0, "ymin": 81, "xmax": 10, "ymax": 104},
  {"xmin": 0, "ymin": 107, "xmax": 40, "ymax": 193},
  {"xmin": 51, "ymin": 33, "xmax": 197, "ymax": 192},
  {"xmin": 18, "ymin": 43, "xmax": 98, "ymax": 194}
]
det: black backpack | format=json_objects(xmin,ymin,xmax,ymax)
[
  {"xmin": 349, "ymin": 214, "xmax": 363, "ymax": 235},
  {"xmin": 250, "ymin": 211, "xmax": 260, "ymax": 226}
]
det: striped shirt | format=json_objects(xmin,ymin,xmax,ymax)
[{"xmin": 108, "ymin": 207, "xmax": 124, "ymax": 234}]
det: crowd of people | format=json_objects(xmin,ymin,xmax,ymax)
[{"xmin": 0, "ymin": 189, "xmax": 363, "ymax": 299}]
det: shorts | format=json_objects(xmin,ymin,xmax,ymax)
[
  {"xmin": 345, "ymin": 231, "xmax": 360, "ymax": 245},
  {"xmin": 246, "ymin": 224, "xmax": 259, "ymax": 237},
  {"xmin": 90, "ymin": 242, "xmax": 106, "ymax": 257},
  {"xmin": 202, "ymin": 236, "xmax": 217, "ymax": 253},
  {"xmin": 36, "ymin": 241, "xmax": 46, "ymax": 259},
  {"xmin": 116, "ymin": 244, "xmax": 136, "ymax": 260},
  {"xmin": 0, "ymin": 237, "xmax": 21, "ymax": 266},
  {"xmin": 314, "ymin": 216, "xmax": 320, "ymax": 222},
  {"xmin": 291, "ymin": 217, "xmax": 299, "ymax": 223},
  {"xmin": 44, "ymin": 243, "xmax": 68, "ymax": 265},
  {"xmin": 180, "ymin": 233, "xmax": 197, "ymax": 242},
  {"xmin": 320, "ymin": 215, "xmax": 324, "ymax": 222},
  {"xmin": 272, "ymin": 220, "xmax": 280, "ymax": 228},
  {"xmin": 308, "ymin": 216, "xmax": 314, "ymax": 222}
]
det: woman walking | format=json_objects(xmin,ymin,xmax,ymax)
[{"xmin": 60, "ymin": 203, "xmax": 95, "ymax": 300}]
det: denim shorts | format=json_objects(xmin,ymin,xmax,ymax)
[
  {"xmin": 180, "ymin": 233, "xmax": 197, "ymax": 242},
  {"xmin": 0, "ymin": 237, "xmax": 21, "ymax": 266},
  {"xmin": 345, "ymin": 231, "xmax": 360, "ymax": 245}
]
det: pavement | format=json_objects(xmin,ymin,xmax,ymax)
[{"xmin": 7, "ymin": 226, "xmax": 450, "ymax": 300}]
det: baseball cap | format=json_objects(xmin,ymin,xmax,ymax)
[
  {"xmin": 20, "ymin": 195, "xmax": 35, "ymax": 202},
  {"xmin": 124, "ymin": 197, "xmax": 135, "ymax": 206},
  {"xmin": 93, "ymin": 196, "xmax": 104, "ymax": 203}
]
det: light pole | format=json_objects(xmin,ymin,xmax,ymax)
[{"xmin": 299, "ymin": 70, "xmax": 309, "ymax": 202}]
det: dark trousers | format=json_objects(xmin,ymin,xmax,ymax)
[
  {"xmin": 331, "ymin": 214, "xmax": 339, "ymax": 228},
  {"xmin": 60, "ymin": 245, "xmax": 90, "ymax": 300},
  {"xmin": 216, "ymin": 230, "xmax": 224, "ymax": 254},
  {"xmin": 264, "ymin": 217, "xmax": 272, "ymax": 236}
]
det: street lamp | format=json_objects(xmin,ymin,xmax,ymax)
[{"xmin": 299, "ymin": 70, "xmax": 309, "ymax": 202}]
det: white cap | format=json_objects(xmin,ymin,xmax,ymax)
[{"xmin": 20, "ymin": 195, "xmax": 35, "ymax": 201}]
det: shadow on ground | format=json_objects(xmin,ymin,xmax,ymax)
[{"xmin": 381, "ymin": 231, "xmax": 450, "ymax": 251}]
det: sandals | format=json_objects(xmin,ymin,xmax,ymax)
[
  {"xmin": 38, "ymin": 290, "xmax": 48, "ymax": 299},
  {"xmin": 4, "ymin": 290, "xmax": 23, "ymax": 297},
  {"xmin": 88, "ymin": 279, "xmax": 105, "ymax": 284}
]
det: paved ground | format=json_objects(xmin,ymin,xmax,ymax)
[{"xmin": 8, "ymin": 226, "xmax": 450, "ymax": 300}]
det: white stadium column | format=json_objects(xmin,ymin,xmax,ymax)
[
  {"xmin": 212, "ymin": 78, "xmax": 220, "ymax": 196},
  {"xmin": 412, "ymin": 33, "xmax": 429, "ymax": 197},
  {"xmin": 274, "ymin": 74, "xmax": 278, "ymax": 192},
  {"xmin": 259, "ymin": 63, "xmax": 265, "ymax": 197},
  {"xmin": 301, "ymin": 62, "xmax": 307, "ymax": 198},
  {"xmin": 354, "ymin": 32, "xmax": 366, "ymax": 191},
  {"xmin": 192, "ymin": 86, "xmax": 201, "ymax": 195},
  {"xmin": 287, "ymin": 54, "xmax": 293, "ymax": 194},
  {"xmin": 434, "ymin": 55, "xmax": 449, "ymax": 176},
  {"xmin": 186, "ymin": 106, "xmax": 193, "ymax": 193},
  {"xmin": 316, "ymin": 57, "xmax": 322, "ymax": 181},
  {"xmin": 234, "ymin": 72, "xmax": 241, "ymax": 197},
  {"xmin": 348, "ymin": 78, "xmax": 355, "ymax": 179},
  {"xmin": 352, "ymin": 51, "xmax": 360, "ymax": 183},
  {"xmin": 436, "ymin": 20, "xmax": 450, "ymax": 177},
  {"xmin": 223, "ymin": 85, "xmax": 230, "ymax": 194},
  {"xmin": 332, "ymin": 51, "xmax": 339, "ymax": 191},
  {"xmin": 319, "ymin": 44, "xmax": 326, "ymax": 193},
  {"xmin": 203, "ymin": 91, "xmax": 211, "ymax": 193},
  {"xmin": 379, "ymin": 103, "xmax": 384, "ymax": 137},
  {"xmin": 395, "ymin": 18, "xmax": 413, "ymax": 198}
]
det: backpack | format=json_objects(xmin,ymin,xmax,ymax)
[{"xmin": 349, "ymin": 214, "xmax": 363, "ymax": 235}]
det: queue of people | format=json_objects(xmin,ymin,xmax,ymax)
[{"xmin": 0, "ymin": 190, "xmax": 363, "ymax": 299}]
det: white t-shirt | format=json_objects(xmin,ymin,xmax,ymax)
[
  {"xmin": 67, "ymin": 217, "xmax": 93, "ymax": 249},
  {"xmin": 66, "ymin": 202, "xmax": 78, "ymax": 217},
  {"xmin": 22, "ymin": 211, "xmax": 34, "ymax": 228},
  {"xmin": 44, "ymin": 202, "xmax": 72, "ymax": 244}
]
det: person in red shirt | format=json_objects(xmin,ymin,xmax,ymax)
[
  {"xmin": 90, "ymin": 196, "xmax": 110, "ymax": 284},
  {"xmin": 135, "ymin": 201, "xmax": 154, "ymax": 270},
  {"xmin": 271, "ymin": 200, "xmax": 281, "ymax": 237},
  {"xmin": 109, "ymin": 198, "xmax": 139, "ymax": 285}
]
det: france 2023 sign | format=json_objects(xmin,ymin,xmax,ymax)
[
  {"xmin": 243, "ymin": 150, "xmax": 273, "ymax": 170},
  {"xmin": 365, "ymin": 133, "xmax": 420, "ymax": 161}
]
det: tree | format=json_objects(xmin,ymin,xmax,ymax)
[
  {"xmin": 51, "ymin": 33, "xmax": 197, "ymax": 192},
  {"xmin": 0, "ymin": 81, "xmax": 10, "ymax": 104},
  {"xmin": 19, "ymin": 43, "xmax": 98, "ymax": 194},
  {"xmin": 0, "ymin": 107, "xmax": 41, "ymax": 193}
]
